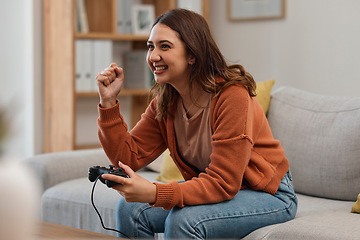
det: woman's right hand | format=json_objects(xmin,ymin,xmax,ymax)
[{"xmin": 96, "ymin": 62, "xmax": 124, "ymax": 108}]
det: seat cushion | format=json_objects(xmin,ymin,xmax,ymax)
[
  {"xmin": 267, "ymin": 87, "xmax": 360, "ymax": 201},
  {"xmin": 243, "ymin": 194, "xmax": 359, "ymax": 240},
  {"xmin": 41, "ymin": 170, "xmax": 159, "ymax": 236},
  {"xmin": 41, "ymin": 178, "xmax": 120, "ymax": 236}
]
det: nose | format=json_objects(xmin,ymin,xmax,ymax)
[{"xmin": 148, "ymin": 48, "xmax": 161, "ymax": 63}]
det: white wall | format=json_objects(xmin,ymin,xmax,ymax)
[
  {"xmin": 209, "ymin": 0, "xmax": 360, "ymax": 96},
  {"xmin": 0, "ymin": 0, "xmax": 43, "ymax": 158}
]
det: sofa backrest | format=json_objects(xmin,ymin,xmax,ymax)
[
  {"xmin": 267, "ymin": 87, "xmax": 360, "ymax": 201},
  {"xmin": 25, "ymin": 148, "xmax": 108, "ymax": 193}
]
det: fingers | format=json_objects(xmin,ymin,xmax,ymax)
[
  {"xmin": 103, "ymin": 164, "xmax": 157, "ymax": 203},
  {"xmin": 96, "ymin": 74, "xmax": 111, "ymax": 86},
  {"xmin": 102, "ymin": 174, "xmax": 126, "ymax": 185},
  {"xmin": 114, "ymin": 66, "xmax": 123, "ymax": 78},
  {"xmin": 96, "ymin": 68, "xmax": 115, "ymax": 86},
  {"xmin": 96, "ymin": 63, "xmax": 120, "ymax": 85},
  {"xmin": 110, "ymin": 62, "xmax": 118, "ymax": 68},
  {"xmin": 108, "ymin": 62, "xmax": 123, "ymax": 78},
  {"xmin": 118, "ymin": 161, "xmax": 136, "ymax": 178}
]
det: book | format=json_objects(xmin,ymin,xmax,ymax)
[
  {"xmin": 76, "ymin": 40, "xmax": 114, "ymax": 92},
  {"xmin": 117, "ymin": 0, "xmax": 132, "ymax": 34},
  {"xmin": 123, "ymin": 0, "xmax": 133, "ymax": 33},
  {"xmin": 116, "ymin": 0, "xmax": 125, "ymax": 33},
  {"xmin": 92, "ymin": 40, "xmax": 113, "ymax": 91},
  {"xmin": 75, "ymin": 39, "xmax": 92, "ymax": 92},
  {"xmin": 75, "ymin": 0, "xmax": 89, "ymax": 33}
]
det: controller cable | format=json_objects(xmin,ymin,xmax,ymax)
[{"xmin": 91, "ymin": 176, "xmax": 129, "ymax": 238}]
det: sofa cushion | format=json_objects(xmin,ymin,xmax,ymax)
[
  {"xmin": 41, "ymin": 178, "xmax": 120, "ymax": 236},
  {"xmin": 243, "ymin": 194, "xmax": 359, "ymax": 240},
  {"xmin": 41, "ymin": 170, "xmax": 160, "ymax": 236},
  {"xmin": 351, "ymin": 193, "xmax": 360, "ymax": 213},
  {"xmin": 267, "ymin": 87, "xmax": 360, "ymax": 201},
  {"xmin": 25, "ymin": 148, "xmax": 109, "ymax": 192},
  {"xmin": 156, "ymin": 149, "xmax": 185, "ymax": 183},
  {"xmin": 256, "ymin": 79, "xmax": 275, "ymax": 114}
]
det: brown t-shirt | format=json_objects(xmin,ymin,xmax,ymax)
[{"xmin": 174, "ymin": 94, "xmax": 213, "ymax": 172}]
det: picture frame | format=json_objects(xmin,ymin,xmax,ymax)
[
  {"xmin": 228, "ymin": 0, "xmax": 286, "ymax": 21},
  {"xmin": 132, "ymin": 4, "xmax": 155, "ymax": 35}
]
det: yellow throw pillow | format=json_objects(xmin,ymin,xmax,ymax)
[
  {"xmin": 156, "ymin": 149, "xmax": 184, "ymax": 183},
  {"xmin": 351, "ymin": 193, "xmax": 360, "ymax": 213},
  {"xmin": 255, "ymin": 79, "xmax": 275, "ymax": 114},
  {"xmin": 156, "ymin": 79, "xmax": 275, "ymax": 183}
]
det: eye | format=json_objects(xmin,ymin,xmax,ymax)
[
  {"xmin": 161, "ymin": 44, "xmax": 170, "ymax": 49},
  {"xmin": 147, "ymin": 44, "xmax": 154, "ymax": 50}
]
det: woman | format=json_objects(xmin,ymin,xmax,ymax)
[{"xmin": 97, "ymin": 9, "xmax": 297, "ymax": 239}]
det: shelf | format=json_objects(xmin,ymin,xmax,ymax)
[
  {"xmin": 75, "ymin": 33, "xmax": 149, "ymax": 41},
  {"xmin": 76, "ymin": 89, "xmax": 150, "ymax": 97},
  {"xmin": 75, "ymin": 144, "xmax": 102, "ymax": 150}
]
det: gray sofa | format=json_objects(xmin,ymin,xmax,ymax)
[{"xmin": 26, "ymin": 87, "xmax": 360, "ymax": 239}]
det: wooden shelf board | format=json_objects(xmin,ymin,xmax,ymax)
[
  {"xmin": 75, "ymin": 144, "xmax": 102, "ymax": 150},
  {"xmin": 75, "ymin": 32, "xmax": 149, "ymax": 41},
  {"xmin": 76, "ymin": 89, "xmax": 150, "ymax": 97}
]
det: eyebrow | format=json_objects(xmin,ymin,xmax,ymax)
[{"xmin": 147, "ymin": 40, "xmax": 174, "ymax": 45}]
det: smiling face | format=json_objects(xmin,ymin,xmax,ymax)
[{"xmin": 147, "ymin": 23, "xmax": 194, "ymax": 91}]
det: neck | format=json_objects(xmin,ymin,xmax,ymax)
[
  {"xmin": 180, "ymin": 86, "xmax": 211, "ymax": 119},
  {"xmin": 179, "ymin": 84, "xmax": 202, "ymax": 109}
]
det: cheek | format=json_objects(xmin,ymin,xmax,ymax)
[
  {"xmin": 146, "ymin": 55, "xmax": 153, "ymax": 70},
  {"xmin": 175, "ymin": 59, "xmax": 190, "ymax": 72}
]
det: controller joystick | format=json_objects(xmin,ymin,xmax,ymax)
[{"xmin": 88, "ymin": 165, "xmax": 128, "ymax": 188}]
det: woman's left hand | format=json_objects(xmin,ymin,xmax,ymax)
[{"xmin": 102, "ymin": 162, "xmax": 157, "ymax": 204}]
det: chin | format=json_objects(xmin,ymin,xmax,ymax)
[{"xmin": 154, "ymin": 77, "xmax": 167, "ymax": 85}]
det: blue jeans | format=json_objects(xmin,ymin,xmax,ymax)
[{"xmin": 115, "ymin": 171, "xmax": 297, "ymax": 239}]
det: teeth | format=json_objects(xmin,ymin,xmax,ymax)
[{"xmin": 155, "ymin": 66, "xmax": 167, "ymax": 71}]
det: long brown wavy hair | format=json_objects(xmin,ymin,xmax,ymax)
[{"xmin": 149, "ymin": 9, "xmax": 256, "ymax": 120}]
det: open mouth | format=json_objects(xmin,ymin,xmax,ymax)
[
  {"xmin": 155, "ymin": 66, "xmax": 168, "ymax": 71},
  {"xmin": 154, "ymin": 65, "xmax": 168, "ymax": 71},
  {"xmin": 153, "ymin": 64, "xmax": 169, "ymax": 74}
]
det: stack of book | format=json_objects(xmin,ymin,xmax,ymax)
[{"xmin": 75, "ymin": 40, "xmax": 113, "ymax": 92}]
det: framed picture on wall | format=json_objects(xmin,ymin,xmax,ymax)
[
  {"xmin": 132, "ymin": 4, "xmax": 155, "ymax": 35},
  {"xmin": 228, "ymin": 0, "xmax": 286, "ymax": 21}
]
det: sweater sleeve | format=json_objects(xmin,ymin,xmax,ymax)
[
  {"xmin": 97, "ymin": 99, "xmax": 167, "ymax": 171},
  {"xmin": 151, "ymin": 86, "xmax": 258, "ymax": 209}
]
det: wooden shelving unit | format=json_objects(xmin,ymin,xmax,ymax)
[{"xmin": 43, "ymin": 0, "xmax": 209, "ymax": 153}]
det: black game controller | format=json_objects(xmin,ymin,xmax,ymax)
[{"xmin": 88, "ymin": 165, "xmax": 128, "ymax": 188}]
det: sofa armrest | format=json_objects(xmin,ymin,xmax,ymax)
[{"xmin": 24, "ymin": 148, "xmax": 109, "ymax": 193}]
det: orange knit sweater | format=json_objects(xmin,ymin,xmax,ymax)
[{"xmin": 97, "ymin": 84, "xmax": 289, "ymax": 210}]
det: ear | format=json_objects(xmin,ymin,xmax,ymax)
[{"xmin": 188, "ymin": 56, "xmax": 196, "ymax": 65}]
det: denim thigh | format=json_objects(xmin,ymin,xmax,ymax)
[
  {"xmin": 164, "ymin": 172, "xmax": 298, "ymax": 239},
  {"xmin": 116, "ymin": 172, "xmax": 297, "ymax": 239}
]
